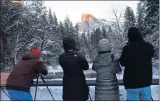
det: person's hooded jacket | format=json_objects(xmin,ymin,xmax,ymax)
[
  {"xmin": 6, "ymin": 49, "xmax": 48, "ymax": 92},
  {"xmin": 119, "ymin": 27, "xmax": 154, "ymax": 89},
  {"xmin": 92, "ymin": 39, "xmax": 121, "ymax": 101},
  {"xmin": 59, "ymin": 37, "xmax": 89, "ymax": 101}
]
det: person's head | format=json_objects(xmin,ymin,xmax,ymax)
[
  {"xmin": 63, "ymin": 37, "xmax": 76, "ymax": 52},
  {"xmin": 128, "ymin": 27, "xmax": 143, "ymax": 43},
  {"xmin": 30, "ymin": 49, "xmax": 41, "ymax": 57},
  {"xmin": 97, "ymin": 38, "xmax": 111, "ymax": 53}
]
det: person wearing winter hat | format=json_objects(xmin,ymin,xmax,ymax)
[
  {"xmin": 92, "ymin": 38, "xmax": 121, "ymax": 101},
  {"xmin": 6, "ymin": 49, "xmax": 48, "ymax": 101},
  {"xmin": 59, "ymin": 37, "xmax": 89, "ymax": 101},
  {"xmin": 119, "ymin": 27, "xmax": 154, "ymax": 101}
]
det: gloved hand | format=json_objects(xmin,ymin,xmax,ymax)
[{"xmin": 39, "ymin": 57, "xmax": 43, "ymax": 62}]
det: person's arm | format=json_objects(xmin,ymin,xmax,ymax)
[
  {"xmin": 92, "ymin": 56, "xmax": 99, "ymax": 72},
  {"xmin": 115, "ymin": 59, "xmax": 122, "ymax": 74},
  {"xmin": 92, "ymin": 61, "xmax": 96, "ymax": 71},
  {"xmin": 78, "ymin": 53, "xmax": 89, "ymax": 70},
  {"xmin": 34, "ymin": 57, "xmax": 48, "ymax": 75},
  {"xmin": 119, "ymin": 46, "xmax": 127, "ymax": 67},
  {"xmin": 150, "ymin": 44, "xmax": 155, "ymax": 58},
  {"xmin": 59, "ymin": 55, "xmax": 63, "ymax": 69}
]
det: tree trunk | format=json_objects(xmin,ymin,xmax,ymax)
[
  {"xmin": 0, "ymin": 35, "xmax": 5, "ymax": 71},
  {"xmin": 14, "ymin": 51, "xmax": 17, "ymax": 64},
  {"xmin": 12, "ymin": 56, "xmax": 15, "ymax": 68}
]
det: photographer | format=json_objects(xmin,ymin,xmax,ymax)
[
  {"xmin": 119, "ymin": 27, "xmax": 154, "ymax": 101},
  {"xmin": 59, "ymin": 37, "xmax": 89, "ymax": 101},
  {"xmin": 6, "ymin": 49, "xmax": 48, "ymax": 101}
]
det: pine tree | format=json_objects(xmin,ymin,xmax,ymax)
[
  {"xmin": 53, "ymin": 12, "xmax": 58, "ymax": 26},
  {"xmin": 124, "ymin": 6, "xmax": 136, "ymax": 37},
  {"xmin": 25, "ymin": 1, "xmax": 62, "ymax": 65},
  {"xmin": 144, "ymin": 0, "xmax": 158, "ymax": 36},
  {"xmin": 48, "ymin": 7, "xmax": 54, "ymax": 25},
  {"xmin": 48, "ymin": 10, "xmax": 60, "ymax": 42},
  {"xmin": 85, "ymin": 30, "xmax": 93, "ymax": 61},
  {"xmin": 107, "ymin": 26, "xmax": 113, "ymax": 45},
  {"xmin": 142, "ymin": 0, "xmax": 159, "ymax": 59},
  {"xmin": 102, "ymin": 26, "xmax": 107, "ymax": 39},
  {"xmin": 95, "ymin": 28, "xmax": 102, "ymax": 44},
  {"xmin": 0, "ymin": 0, "xmax": 25, "ymax": 68},
  {"xmin": 91, "ymin": 29, "xmax": 96, "ymax": 48},
  {"xmin": 52, "ymin": 12, "xmax": 58, "ymax": 36},
  {"xmin": 90, "ymin": 29, "xmax": 99, "ymax": 60},
  {"xmin": 58, "ymin": 21, "xmax": 65, "ymax": 39},
  {"xmin": 63, "ymin": 16, "xmax": 75, "ymax": 39},
  {"xmin": 74, "ymin": 24, "xmax": 80, "ymax": 50},
  {"xmin": 136, "ymin": 2, "xmax": 146, "ymax": 36}
]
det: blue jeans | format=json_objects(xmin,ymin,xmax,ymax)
[
  {"xmin": 126, "ymin": 86, "xmax": 152, "ymax": 101},
  {"xmin": 7, "ymin": 89, "xmax": 33, "ymax": 101}
]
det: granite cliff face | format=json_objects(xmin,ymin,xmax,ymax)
[
  {"xmin": 11, "ymin": 0, "xmax": 24, "ymax": 7},
  {"xmin": 81, "ymin": 14, "xmax": 95, "ymax": 22},
  {"xmin": 77, "ymin": 13, "xmax": 112, "ymax": 32}
]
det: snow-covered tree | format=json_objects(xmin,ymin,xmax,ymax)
[
  {"xmin": 124, "ymin": 6, "xmax": 136, "ymax": 37},
  {"xmin": 58, "ymin": 21, "xmax": 65, "ymax": 39},
  {"xmin": 95, "ymin": 28, "xmax": 102, "ymax": 44},
  {"xmin": 136, "ymin": 2, "xmax": 146, "ymax": 35},
  {"xmin": 63, "ymin": 16, "xmax": 75, "ymax": 39},
  {"xmin": 0, "ymin": 0, "xmax": 25, "ymax": 69},
  {"xmin": 102, "ymin": 26, "xmax": 107, "ymax": 39},
  {"xmin": 142, "ymin": 0, "xmax": 159, "ymax": 59}
]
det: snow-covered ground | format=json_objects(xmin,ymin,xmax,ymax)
[
  {"xmin": 1, "ymin": 85, "xmax": 159, "ymax": 101},
  {"xmin": 1, "ymin": 60, "xmax": 159, "ymax": 100}
]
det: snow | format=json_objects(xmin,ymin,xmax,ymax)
[
  {"xmin": 47, "ymin": 61, "xmax": 159, "ymax": 79},
  {"xmin": 1, "ymin": 61, "xmax": 159, "ymax": 101},
  {"xmin": 1, "ymin": 85, "xmax": 159, "ymax": 101}
]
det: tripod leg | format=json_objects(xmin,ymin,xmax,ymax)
[
  {"xmin": 1, "ymin": 87, "xmax": 11, "ymax": 100},
  {"xmin": 40, "ymin": 75, "xmax": 55, "ymax": 100},
  {"xmin": 34, "ymin": 74, "xmax": 39, "ymax": 100},
  {"xmin": 88, "ymin": 87, "xmax": 92, "ymax": 101}
]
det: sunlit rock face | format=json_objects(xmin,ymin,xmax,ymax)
[
  {"xmin": 77, "ymin": 14, "xmax": 110, "ymax": 33},
  {"xmin": 81, "ymin": 14, "xmax": 95, "ymax": 22},
  {"xmin": 11, "ymin": 0, "xmax": 24, "ymax": 7}
]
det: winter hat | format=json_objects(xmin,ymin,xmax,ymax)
[
  {"xmin": 63, "ymin": 37, "xmax": 76, "ymax": 52},
  {"xmin": 128, "ymin": 27, "xmax": 143, "ymax": 43},
  {"xmin": 30, "ymin": 49, "xmax": 41, "ymax": 57},
  {"xmin": 97, "ymin": 38, "xmax": 111, "ymax": 52}
]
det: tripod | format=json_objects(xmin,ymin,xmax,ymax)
[
  {"xmin": 88, "ymin": 87, "xmax": 92, "ymax": 101},
  {"xmin": 0, "ymin": 87, "xmax": 11, "ymax": 100},
  {"xmin": 34, "ymin": 74, "xmax": 55, "ymax": 101}
]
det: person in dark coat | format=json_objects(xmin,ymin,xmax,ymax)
[
  {"xmin": 6, "ymin": 49, "xmax": 48, "ymax": 101},
  {"xmin": 119, "ymin": 27, "xmax": 154, "ymax": 101},
  {"xmin": 59, "ymin": 37, "xmax": 89, "ymax": 101}
]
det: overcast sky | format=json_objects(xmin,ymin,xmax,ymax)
[{"xmin": 44, "ymin": 1, "xmax": 139, "ymax": 25}]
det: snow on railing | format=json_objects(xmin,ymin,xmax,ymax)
[{"xmin": 1, "ymin": 79, "xmax": 159, "ymax": 87}]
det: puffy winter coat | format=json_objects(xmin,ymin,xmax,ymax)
[
  {"xmin": 92, "ymin": 53, "xmax": 121, "ymax": 101},
  {"xmin": 92, "ymin": 38, "xmax": 121, "ymax": 101},
  {"xmin": 59, "ymin": 51, "xmax": 89, "ymax": 101}
]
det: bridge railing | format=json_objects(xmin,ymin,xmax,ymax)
[
  {"xmin": 1, "ymin": 79, "xmax": 159, "ymax": 87},
  {"xmin": 0, "ymin": 79, "xmax": 159, "ymax": 101}
]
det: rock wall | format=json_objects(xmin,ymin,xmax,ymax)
[{"xmin": 81, "ymin": 14, "xmax": 95, "ymax": 22}]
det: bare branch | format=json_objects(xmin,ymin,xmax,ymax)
[
  {"xmin": 5, "ymin": 19, "xmax": 23, "ymax": 33},
  {"xmin": 9, "ymin": 12, "xmax": 23, "ymax": 19}
]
